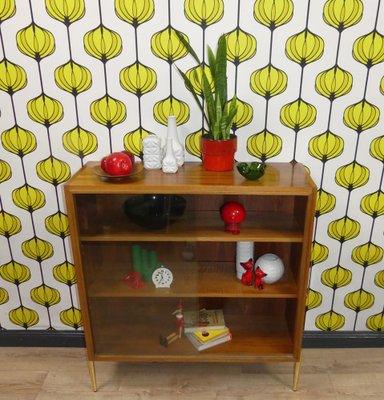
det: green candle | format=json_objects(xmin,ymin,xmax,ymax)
[
  {"xmin": 141, "ymin": 247, "xmax": 150, "ymax": 280},
  {"xmin": 149, "ymin": 250, "xmax": 158, "ymax": 274},
  {"xmin": 131, "ymin": 244, "xmax": 142, "ymax": 275}
]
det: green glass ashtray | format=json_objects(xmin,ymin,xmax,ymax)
[{"xmin": 236, "ymin": 162, "xmax": 266, "ymax": 180}]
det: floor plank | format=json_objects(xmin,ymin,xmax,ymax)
[{"xmin": 0, "ymin": 347, "xmax": 383, "ymax": 399}]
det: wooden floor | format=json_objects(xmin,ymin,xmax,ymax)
[{"xmin": 0, "ymin": 347, "xmax": 383, "ymax": 399}]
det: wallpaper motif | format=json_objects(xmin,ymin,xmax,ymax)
[{"xmin": 0, "ymin": 0, "xmax": 383, "ymax": 332}]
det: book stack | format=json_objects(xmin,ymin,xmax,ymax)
[{"xmin": 183, "ymin": 309, "xmax": 232, "ymax": 351}]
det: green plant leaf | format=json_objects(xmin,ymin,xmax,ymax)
[
  {"xmin": 227, "ymin": 95, "xmax": 238, "ymax": 122},
  {"xmin": 175, "ymin": 30, "xmax": 201, "ymax": 65},
  {"xmin": 202, "ymin": 73, "xmax": 215, "ymax": 132},
  {"xmin": 215, "ymin": 94, "xmax": 223, "ymax": 140},
  {"xmin": 215, "ymin": 35, "xmax": 228, "ymax": 108},
  {"xmin": 174, "ymin": 31, "xmax": 237, "ymax": 141},
  {"xmin": 175, "ymin": 65, "xmax": 207, "ymax": 123},
  {"xmin": 207, "ymin": 47, "xmax": 216, "ymax": 81}
]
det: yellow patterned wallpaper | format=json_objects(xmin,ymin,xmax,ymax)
[{"xmin": 0, "ymin": 0, "xmax": 383, "ymax": 332}]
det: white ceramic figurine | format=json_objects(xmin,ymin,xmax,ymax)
[
  {"xmin": 142, "ymin": 135, "xmax": 162, "ymax": 169},
  {"xmin": 162, "ymin": 137, "xmax": 178, "ymax": 173}
]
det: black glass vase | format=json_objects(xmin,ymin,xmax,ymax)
[{"xmin": 123, "ymin": 194, "xmax": 186, "ymax": 230}]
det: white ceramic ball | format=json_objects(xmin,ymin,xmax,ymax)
[{"xmin": 255, "ymin": 253, "xmax": 284, "ymax": 284}]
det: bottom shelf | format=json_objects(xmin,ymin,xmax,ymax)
[{"xmin": 88, "ymin": 298, "xmax": 297, "ymax": 362}]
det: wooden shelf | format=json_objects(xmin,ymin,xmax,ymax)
[
  {"xmin": 79, "ymin": 211, "xmax": 303, "ymax": 243},
  {"xmin": 94, "ymin": 327, "xmax": 295, "ymax": 363},
  {"xmin": 87, "ymin": 261, "xmax": 298, "ymax": 299},
  {"xmin": 66, "ymin": 161, "xmax": 315, "ymax": 196},
  {"xmin": 90, "ymin": 302, "xmax": 294, "ymax": 362}
]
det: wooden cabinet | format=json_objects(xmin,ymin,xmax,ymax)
[{"xmin": 64, "ymin": 162, "xmax": 316, "ymax": 391}]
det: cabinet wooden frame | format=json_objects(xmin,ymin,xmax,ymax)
[{"xmin": 64, "ymin": 162, "xmax": 317, "ymax": 392}]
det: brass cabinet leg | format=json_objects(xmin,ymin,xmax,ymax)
[
  {"xmin": 88, "ymin": 361, "xmax": 97, "ymax": 392},
  {"xmin": 293, "ymin": 360, "xmax": 301, "ymax": 391}
]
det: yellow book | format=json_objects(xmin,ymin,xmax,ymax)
[
  {"xmin": 186, "ymin": 331, "xmax": 232, "ymax": 351},
  {"xmin": 192, "ymin": 327, "xmax": 230, "ymax": 344}
]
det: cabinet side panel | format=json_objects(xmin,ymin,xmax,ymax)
[
  {"xmin": 292, "ymin": 191, "xmax": 316, "ymax": 359},
  {"xmin": 64, "ymin": 189, "xmax": 96, "ymax": 360}
]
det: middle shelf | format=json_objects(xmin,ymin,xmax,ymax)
[{"xmin": 82, "ymin": 241, "xmax": 300, "ymax": 299}]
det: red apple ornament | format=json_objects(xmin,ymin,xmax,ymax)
[
  {"xmin": 122, "ymin": 150, "xmax": 135, "ymax": 166},
  {"xmin": 102, "ymin": 152, "xmax": 132, "ymax": 176},
  {"xmin": 100, "ymin": 156, "xmax": 108, "ymax": 172}
]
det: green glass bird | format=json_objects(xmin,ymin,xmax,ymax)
[{"xmin": 236, "ymin": 162, "xmax": 266, "ymax": 180}]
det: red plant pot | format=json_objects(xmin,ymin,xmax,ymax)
[
  {"xmin": 200, "ymin": 135, "xmax": 237, "ymax": 171},
  {"xmin": 220, "ymin": 201, "xmax": 246, "ymax": 234}
]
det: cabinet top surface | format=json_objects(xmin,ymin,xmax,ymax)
[{"xmin": 65, "ymin": 162, "xmax": 317, "ymax": 195}]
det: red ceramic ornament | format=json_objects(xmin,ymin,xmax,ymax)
[
  {"xmin": 220, "ymin": 201, "xmax": 246, "ymax": 234},
  {"xmin": 124, "ymin": 272, "xmax": 144, "ymax": 289},
  {"xmin": 254, "ymin": 266, "xmax": 267, "ymax": 290},
  {"xmin": 122, "ymin": 150, "xmax": 135, "ymax": 166},
  {"xmin": 240, "ymin": 258, "xmax": 254, "ymax": 286},
  {"xmin": 104, "ymin": 152, "xmax": 132, "ymax": 176},
  {"xmin": 100, "ymin": 156, "xmax": 108, "ymax": 172}
]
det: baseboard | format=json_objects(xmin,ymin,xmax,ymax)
[
  {"xmin": 0, "ymin": 330, "xmax": 382, "ymax": 348},
  {"xmin": 302, "ymin": 331, "xmax": 383, "ymax": 348},
  {"xmin": 0, "ymin": 330, "xmax": 85, "ymax": 347}
]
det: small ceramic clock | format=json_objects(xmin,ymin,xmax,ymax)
[{"xmin": 152, "ymin": 266, "xmax": 173, "ymax": 288}]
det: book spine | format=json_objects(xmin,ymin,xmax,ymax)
[
  {"xmin": 186, "ymin": 332, "xmax": 232, "ymax": 351},
  {"xmin": 184, "ymin": 324, "xmax": 226, "ymax": 333},
  {"xmin": 197, "ymin": 334, "xmax": 231, "ymax": 351}
]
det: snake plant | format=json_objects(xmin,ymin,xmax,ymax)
[{"xmin": 175, "ymin": 32, "xmax": 237, "ymax": 141}]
